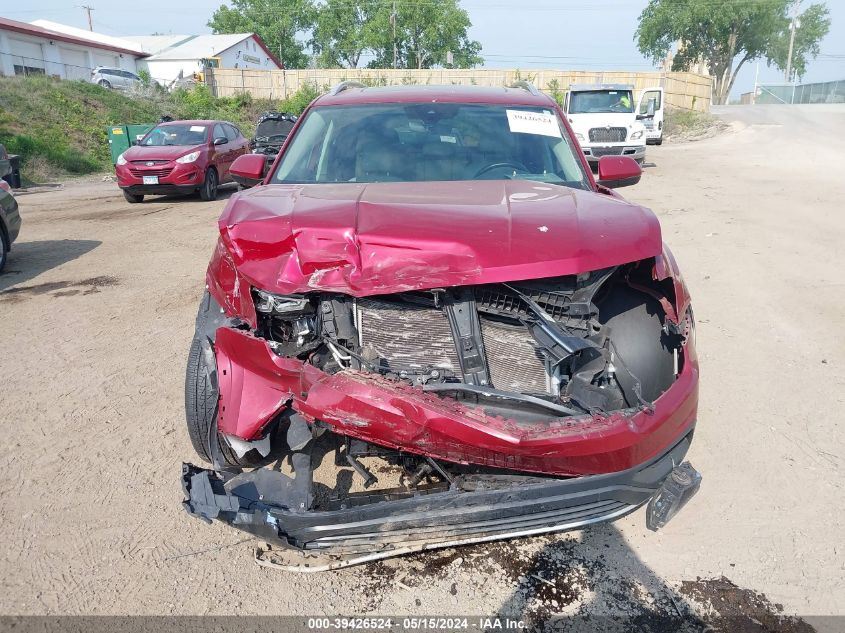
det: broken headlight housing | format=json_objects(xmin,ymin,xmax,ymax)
[
  {"xmin": 252, "ymin": 288, "xmax": 317, "ymax": 352},
  {"xmin": 252, "ymin": 288, "xmax": 311, "ymax": 315}
]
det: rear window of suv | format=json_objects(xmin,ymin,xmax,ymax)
[{"xmin": 273, "ymin": 103, "xmax": 589, "ymax": 189}]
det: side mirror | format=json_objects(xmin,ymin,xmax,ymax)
[
  {"xmin": 230, "ymin": 153, "xmax": 266, "ymax": 188},
  {"xmin": 637, "ymin": 99, "xmax": 656, "ymax": 119},
  {"xmin": 214, "ymin": 136, "xmax": 228, "ymax": 146},
  {"xmin": 597, "ymin": 156, "xmax": 642, "ymax": 189}
]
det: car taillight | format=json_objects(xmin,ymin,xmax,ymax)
[{"xmin": 0, "ymin": 180, "xmax": 13, "ymax": 195}]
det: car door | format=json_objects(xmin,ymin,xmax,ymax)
[
  {"xmin": 212, "ymin": 123, "xmax": 234, "ymax": 181},
  {"xmin": 637, "ymin": 87, "xmax": 664, "ymax": 140},
  {"xmin": 225, "ymin": 123, "xmax": 248, "ymax": 158},
  {"xmin": 109, "ymin": 69, "xmax": 126, "ymax": 89},
  {"xmin": 124, "ymin": 70, "xmax": 141, "ymax": 89}
]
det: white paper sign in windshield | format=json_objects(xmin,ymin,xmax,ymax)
[{"xmin": 506, "ymin": 110, "xmax": 562, "ymax": 138}]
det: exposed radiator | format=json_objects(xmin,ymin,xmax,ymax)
[
  {"xmin": 480, "ymin": 319, "xmax": 549, "ymax": 394},
  {"xmin": 356, "ymin": 298, "xmax": 460, "ymax": 372},
  {"xmin": 356, "ymin": 298, "xmax": 550, "ymax": 394}
]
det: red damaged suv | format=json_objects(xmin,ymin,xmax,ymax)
[
  {"xmin": 182, "ymin": 83, "xmax": 701, "ymax": 565},
  {"xmin": 115, "ymin": 120, "xmax": 248, "ymax": 203}
]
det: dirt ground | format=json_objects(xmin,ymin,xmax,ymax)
[{"xmin": 1, "ymin": 105, "xmax": 843, "ymax": 628}]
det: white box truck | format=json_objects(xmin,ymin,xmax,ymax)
[{"xmin": 564, "ymin": 84, "xmax": 664, "ymax": 171}]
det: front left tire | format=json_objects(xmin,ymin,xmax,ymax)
[
  {"xmin": 199, "ymin": 168, "xmax": 218, "ymax": 201},
  {"xmin": 184, "ymin": 336, "xmax": 265, "ymax": 467},
  {"xmin": 0, "ymin": 227, "xmax": 7, "ymax": 272},
  {"xmin": 123, "ymin": 190, "xmax": 144, "ymax": 203}
]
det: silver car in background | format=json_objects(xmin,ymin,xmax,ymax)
[{"xmin": 91, "ymin": 66, "xmax": 142, "ymax": 90}]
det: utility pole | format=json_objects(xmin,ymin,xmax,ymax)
[
  {"xmin": 392, "ymin": 0, "xmax": 398, "ymax": 69},
  {"xmin": 80, "ymin": 5, "xmax": 94, "ymax": 31},
  {"xmin": 784, "ymin": 0, "xmax": 800, "ymax": 82}
]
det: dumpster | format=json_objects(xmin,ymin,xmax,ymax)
[{"xmin": 106, "ymin": 124, "xmax": 154, "ymax": 164}]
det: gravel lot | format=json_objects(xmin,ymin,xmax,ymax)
[{"xmin": 1, "ymin": 105, "xmax": 842, "ymax": 628}]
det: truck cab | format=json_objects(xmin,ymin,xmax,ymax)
[{"xmin": 564, "ymin": 84, "xmax": 663, "ymax": 171}]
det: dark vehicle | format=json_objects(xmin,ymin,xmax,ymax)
[
  {"xmin": 0, "ymin": 144, "xmax": 20, "ymax": 189},
  {"xmin": 250, "ymin": 111, "xmax": 297, "ymax": 172},
  {"xmin": 114, "ymin": 120, "xmax": 249, "ymax": 203},
  {"xmin": 0, "ymin": 144, "xmax": 10, "ymax": 183},
  {"xmin": 181, "ymin": 83, "xmax": 700, "ymax": 566},
  {"xmin": 0, "ymin": 180, "xmax": 22, "ymax": 271}
]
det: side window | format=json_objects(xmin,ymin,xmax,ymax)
[
  {"xmin": 213, "ymin": 124, "xmax": 227, "ymax": 143},
  {"xmin": 640, "ymin": 90, "xmax": 662, "ymax": 113},
  {"xmin": 224, "ymin": 124, "xmax": 239, "ymax": 141}
]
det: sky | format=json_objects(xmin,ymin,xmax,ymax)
[{"xmin": 4, "ymin": 0, "xmax": 845, "ymax": 98}]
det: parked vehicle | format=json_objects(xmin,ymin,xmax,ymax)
[
  {"xmin": 564, "ymin": 83, "xmax": 663, "ymax": 169},
  {"xmin": 0, "ymin": 145, "xmax": 10, "ymax": 183},
  {"xmin": 91, "ymin": 66, "xmax": 142, "ymax": 90},
  {"xmin": 114, "ymin": 120, "xmax": 249, "ymax": 203},
  {"xmin": 0, "ymin": 180, "xmax": 22, "ymax": 272},
  {"xmin": 181, "ymin": 83, "xmax": 700, "ymax": 564},
  {"xmin": 250, "ymin": 111, "xmax": 297, "ymax": 173}
]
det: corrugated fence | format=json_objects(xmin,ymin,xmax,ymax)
[{"xmin": 205, "ymin": 68, "xmax": 712, "ymax": 112}]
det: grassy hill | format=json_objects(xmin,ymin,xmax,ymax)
[{"xmin": 0, "ymin": 75, "xmax": 318, "ymax": 183}]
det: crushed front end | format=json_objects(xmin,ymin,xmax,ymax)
[{"xmin": 182, "ymin": 253, "xmax": 700, "ymax": 560}]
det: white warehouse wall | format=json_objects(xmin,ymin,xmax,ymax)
[
  {"xmin": 0, "ymin": 28, "xmax": 139, "ymax": 79},
  {"xmin": 217, "ymin": 37, "xmax": 278, "ymax": 71}
]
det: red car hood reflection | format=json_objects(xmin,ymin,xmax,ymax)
[{"xmin": 214, "ymin": 180, "xmax": 662, "ymax": 297}]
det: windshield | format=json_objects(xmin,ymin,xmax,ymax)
[
  {"xmin": 140, "ymin": 124, "xmax": 208, "ymax": 146},
  {"xmin": 273, "ymin": 103, "xmax": 588, "ymax": 188},
  {"xmin": 569, "ymin": 90, "xmax": 633, "ymax": 114}
]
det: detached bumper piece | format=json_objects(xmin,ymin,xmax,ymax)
[{"xmin": 182, "ymin": 434, "xmax": 695, "ymax": 558}]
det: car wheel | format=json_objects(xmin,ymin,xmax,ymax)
[
  {"xmin": 123, "ymin": 190, "xmax": 144, "ymax": 203},
  {"xmin": 0, "ymin": 227, "xmax": 7, "ymax": 272},
  {"xmin": 184, "ymin": 337, "xmax": 265, "ymax": 467},
  {"xmin": 98, "ymin": 79, "xmax": 111, "ymax": 89},
  {"xmin": 199, "ymin": 168, "xmax": 218, "ymax": 201}
]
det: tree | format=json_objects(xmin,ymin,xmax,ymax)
[
  {"xmin": 767, "ymin": 3, "xmax": 830, "ymax": 80},
  {"xmin": 208, "ymin": 0, "xmax": 317, "ymax": 69},
  {"xmin": 312, "ymin": 0, "xmax": 376, "ymax": 68},
  {"xmin": 365, "ymin": 0, "xmax": 483, "ymax": 69},
  {"xmin": 635, "ymin": 0, "xmax": 830, "ymax": 105}
]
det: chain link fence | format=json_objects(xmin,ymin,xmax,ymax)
[{"xmin": 755, "ymin": 79, "xmax": 845, "ymax": 104}]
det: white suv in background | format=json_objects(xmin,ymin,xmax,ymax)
[
  {"xmin": 564, "ymin": 84, "xmax": 664, "ymax": 170},
  {"xmin": 91, "ymin": 66, "xmax": 142, "ymax": 90}
]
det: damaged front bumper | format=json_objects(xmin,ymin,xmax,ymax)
[{"xmin": 183, "ymin": 433, "xmax": 697, "ymax": 560}]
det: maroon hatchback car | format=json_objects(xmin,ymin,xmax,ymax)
[
  {"xmin": 115, "ymin": 119, "xmax": 248, "ymax": 203},
  {"xmin": 181, "ymin": 83, "xmax": 701, "ymax": 566}
]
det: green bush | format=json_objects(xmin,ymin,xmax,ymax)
[{"xmin": 0, "ymin": 76, "xmax": 327, "ymax": 182}]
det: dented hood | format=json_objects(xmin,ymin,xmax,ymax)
[{"xmin": 214, "ymin": 180, "xmax": 662, "ymax": 297}]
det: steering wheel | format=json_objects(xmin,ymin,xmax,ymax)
[{"xmin": 473, "ymin": 161, "xmax": 529, "ymax": 179}]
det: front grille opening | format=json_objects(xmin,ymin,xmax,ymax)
[{"xmin": 589, "ymin": 127, "xmax": 627, "ymax": 142}]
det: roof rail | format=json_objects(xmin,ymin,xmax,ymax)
[
  {"xmin": 328, "ymin": 80, "xmax": 366, "ymax": 96},
  {"xmin": 510, "ymin": 80, "xmax": 541, "ymax": 96}
]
